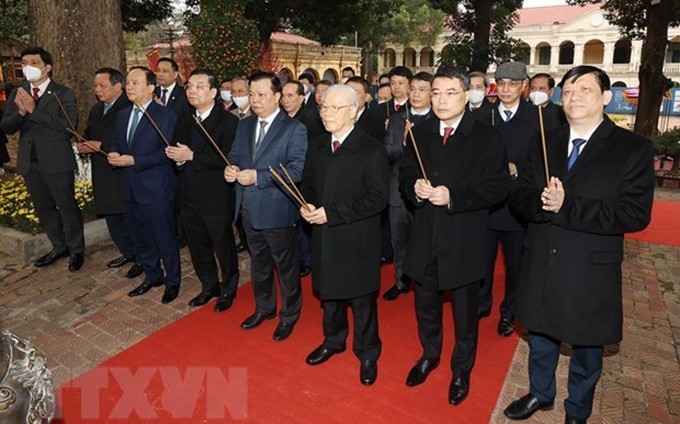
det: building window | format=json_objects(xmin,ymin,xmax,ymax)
[
  {"xmin": 384, "ymin": 48, "xmax": 396, "ymax": 68},
  {"xmin": 613, "ymin": 39, "xmax": 632, "ymax": 64},
  {"xmin": 666, "ymin": 42, "xmax": 680, "ymax": 63},
  {"xmin": 537, "ymin": 44, "xmax": 551, "ymax": 65},
  {"xmin": 404, "ymin": 48, "xmax": 416, "ymax": 67},
  {"xmin": 583, "ymin": 40, "xmax": 604, "ymax": 64},
  {"xmin": 517, "ymin": 44, "xmax": 530, "ymax": 64},
  {"xmin": 420, "ymin": 47, "xmax": 434, "ymax": 67},
  {"xmin": 559, "ymin": 41, "xmax": 574, "ymax": 65}
]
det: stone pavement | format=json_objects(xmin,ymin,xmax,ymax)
[{"xmin": 0, "ymin": 189, "xmax": 678, "ymax": 423}]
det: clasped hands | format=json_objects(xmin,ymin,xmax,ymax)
[
  {"xmin": 414, "ymin": 178, "xmax": 450, "ymax": 207},
  {"xmin": 165, "ymin": 142, "xmax": 193, "ymax": 163},
  {"xmin": 224, "ymin": 165, "xmax": 257, "ymax": 186},
  {"xmin": 107, "ymin": 152, "xmax": 134, "ymax": 167},
  {"xmin": 14, "ymin": 87, "xmax": 37, "ymax": 116},
  {"xmin": 300, "ymin": 204, "xmax": 327, "ymax": 225},
  {"xmin": 541, "ymin": 176, "xmax": 565, "ymax": 213}
]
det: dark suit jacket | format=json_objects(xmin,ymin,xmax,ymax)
[
  {"xmin": 293, "ymin": 106, "xmax": 325, "ymax": 140},
  {"xmin": 84, "ymin": 94, "xmax": 132, "ymax": 215},
  {"xmin": 510, "ymin": 117, "xmax": 654, "ymax": 346},
  {"xmin": 155, "ymin": 84, "xmax": 191, "ymax": 117},
  {"xmin": 400, "ymin": 111, "xmax": 510, "ymax": 289},
  {"xmin": 1, "ymin": 81, "xmax": 78, "ymax": 175},
  {"xmin": 172, "ymin": 105, "xmax": 239, "ymax": 215},
  {"xmin": 228, "ymin": 111, "xmax": 308, "ymax": 229},
  {"xmin": 356, "ymin": 105, "xmax": 391, "ymax": 144},
  {"xmin": 540, "ymin": 101, "xmax": 567, "ymax": 133},
  {"xmin": 110, "ymin": 101, "xmax": 177, "ymax": 206},
  {"xmin": 302, "ymin": 126, "xmax": 389, "ymax": 300}
]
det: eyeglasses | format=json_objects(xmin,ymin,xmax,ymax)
[
  {"xmin": 496, "ymin": 80, "xmax": 524, "ymax": 89},
  {"xmin": 409, "ymin": 87, "xmax": 431, "ymax": 94},
  {"xmin": 185, "ymin": 83, "xmax": 211, "ymax": 91},
  {"xmin": 431, "ymin": 90, "xmax": 464, "ymax": 99},
  {"xmin": 319, "ymin": 104, "xmax": 353, "ymax": 113}
]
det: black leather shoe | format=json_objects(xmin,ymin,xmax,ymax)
[
  {"xmin": 188, "ymin": 291, "xmax": 217, "ymax": 307},
  {"xmin": 360, "ymin": 360, "xmax": 377, "ymax": 386},
  {"xmin": 498, "ymin": 318, "xmax": 516, "ymax": 337},
  {"xmin": 34, "ymin": 249, "xmax": 69, "ymax": 267},
  {"xmin": 405, "ymin": 357, "xmax": 440, "ymax": 387},
  {"xmin": 235, "ymin": 243, "xmax": 248, "ymax": 253},
  {"xmin": 305, "ymin": 345, "xmax": 345, "ymax": 366},
  {"xmin": 273, "ymin": 322, "xmax": 295, "ymax": 341},
  {"xmin": 504, "ymin": 393, "xmax": 554, "ymax": 420},
  {"xmin": 69, "ymin": 253, "xmax": 84, "ymax": 272},
  {"xmin": 214, "ymin": 295, "xmax": 234, "ymax": 312},
  {"xmin": 565, "ymin": 415, "xmax": 587, "ymax": 424},
  {"xmin": 240, "ymin": 311, "xmax": 276, "ymax": 329},
  {"xmin": 127, "ymin": 280, "xmax": 163, "ymax": 297},
  {"xmin": 300, "ymin": 265, "xmax": 311, "ymax": 277},
  {"xmin": 162, "ymin": 285, "xmax": 180, "ymax": 304},
  {"xmin": 107, "ymin": 255, "xmax": 133, "ymax": 268},
  {"xmin": 382, "ymin": 283, "xmax": 410, "ymax": 301},
  {"xmin": 448, "ymin": 374, "xmax": 470, "ymax": 405},
  {"xmin": 478, "ymin": 309, "xmax": 491, "ymax": 319},
  {"xmin": 125, "ymin": 263, "xmax": 144, "ymax": 279}
]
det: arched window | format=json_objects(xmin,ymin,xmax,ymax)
[
  {"xmin": 613, "ymin": 39, "xmax": 632, "ymax": 64},
  {"xmin": 583, "ymin": 39, "xmax": 604, "ymax": 64},
  {"xmin": 383, "ymin": 48, "xmax": 396, "ymax": 68},
  {"xmin": 559, "ymin": 41, "xmax": 574, "ymax": 65},
  {"xmin": 535, "ymin": 42, "xmax": 551, "ymax": 65},
  {"xmin": 420, "ymin": 47, "xmax": 434, "ymax": 67},
  {"xmin": 403, "ymin": 47, "xmax": 416, "ymax": 67}
]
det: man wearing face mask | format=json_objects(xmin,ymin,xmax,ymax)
[
  {"xmin": 220, "ymin": 79, "xmax": 237, "ymax": 111},
  {"xmin": 0, "ymin": 46, "xmax": 85, "ymax": 271},
  {"xmin": 467, "ymin": 71, "xmax": 493, "ymax": 115},
  {"xmin": 230, "ymin": 77, "xmax": 252, "ymax": 121},
  {"xmin": 298, "ymin": 72, "xmax": 317, "ymax": 110},
  {"xmin": 529, "ymin": 73, "xmax": 566, "ymax": 132}
]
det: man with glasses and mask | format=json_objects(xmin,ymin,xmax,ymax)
[
  {"xmin": 399, "ymin": 67, "xmax": 509, "ymax": 405},
  {"xmin": 225, "ymin": 72, "xmax": 307, "ymax": 342},
  {"xmin": 1, "ymin": 46, "xmax": 85, "ymax": 271},
  {"xmin": 300, "ymin": 84, "xmax": 388, "ymax": 386}
]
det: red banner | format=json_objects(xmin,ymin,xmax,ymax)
[{"xmin": 146, "ymin": 48, "xmax": 161, "ymax": 70}]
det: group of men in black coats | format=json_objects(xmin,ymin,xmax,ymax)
[{"xmin": 1, "ymin": 45, "xmax": 655, "ymax": 423}]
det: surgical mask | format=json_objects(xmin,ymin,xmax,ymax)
[
  {"xmin": 468, "ymin": 90, "xmax": 486, "ymax": 105},
  {"xmin": 220, "ymin": 90, "xmax": 231, "ymax": 102},
  {"xmin": 233, "ymin": 95, "xmax": 249, "ymax": 108},
  {"xmin": 302, "ymin": 84, "xmax": 310, "ymax": 95},
  {"xmin": 529, "ymin": 91, "xmax": 549, "ymax": 106},
  {"xmin": 23, "ymin": 65, "xmax": 44, "ymax": 82}
]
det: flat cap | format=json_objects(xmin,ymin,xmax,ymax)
[{"xmin": 495, "ymin": 61, "xmax": 527, "ymax": 81}]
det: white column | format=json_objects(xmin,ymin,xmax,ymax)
[
  {"xmin": 574, "ymin": 43, "xmax": 584, "ymax": 65},
  {"xmin": 603, "ymin": 42, "xmax": 615, "ymax": 70}
]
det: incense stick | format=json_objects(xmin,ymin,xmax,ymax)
[
  {"xmin": 269, "ymin": 166, "xmax": 306, "ymax": 208},
  {"xmin": 537, "ymin": 106, "xmax": 551, "ymax": 187},
  {"xmin": 134, "ymin": 103, "xmax": 170, "ymax": 146},
  {"xmin": 192, "ymin": 115, "xmax": 231, "ymax": 166},
  {"xmin": 50, "ymin": 91, "xmax": 108, "ymax": 157},
  {"xmin": 406, "ymin": 126, "xmax": 428, "ymax": 182},
  {"xmin": 279, "ymin": 163, "xmax": 310, "ymax": 212}
]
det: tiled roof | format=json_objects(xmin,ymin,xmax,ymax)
[{"xmin": 517, "ymin": 4, "xmax": 600, "ymax": 26}]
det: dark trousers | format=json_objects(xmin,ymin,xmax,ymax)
[
  {"xmin": 389, "ymin": 203, "xmax": 413, "ymax": 283},
  {"xmin": 126, "ymin": 201, "xmax": 180, "ymax": 287},
  {"xmin": 105, "ymin": 213, "xmax": 136, "ymax": 259},
  {"xmin": 479, "ymin": 229, "xmax": 524, "ymax": 319},
  {"xmin": 181, "ymin": 205, "xmax": 239, "ymax": 298},
  {"xmin": 415, "ymin": 249, "xmax": 479, "ymax": 376},
  {"xmin": 380, "ymin": 208, "xmax": 392, "ymax": 261},
  {"xmin": 24, "ymin": 165, "xmax": 84, "ymax": 253},
  {"xmin": 321, "ymin": 291, "xmax": 381, "ymax": 362},
  {"xmin": 297, "ymin": 220, "xmax": 312, "ymax": 268},
  {"xmin": 528, "ymin": 332, "xmax": 603, "ymax": 420},
  {"xmin": 242, "ymin": 210, "xmax": 301, "ymax": 324}
]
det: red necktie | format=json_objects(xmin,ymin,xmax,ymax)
[
  {"xmin": 32, "ymin": 87, "xmax": 40, "ymax": 102},
  {"xmin": 395, "ymin": 103, "xmax": 402, "ymax": 112},
  {"xmin": 442, "ymin": 127, "xmax": 454, "ymax": 145},
  {"xmin": 332, "ymin": 140, "xmax": 341, "ymax": 153}
]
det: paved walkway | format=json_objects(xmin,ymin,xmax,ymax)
[{"xmin": 0, "ymin": 189, "xmax": 678, "ymax": 423}]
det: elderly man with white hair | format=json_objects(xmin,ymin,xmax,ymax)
[{"xmin": 300, "ymin": 84, "xmax": 389, "ymax": 386}]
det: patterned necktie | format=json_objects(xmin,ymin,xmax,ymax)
[
  {"xmin": 503, "ymin": 110, "xmax": 512, "ymax": 122},
  {"xmin": 442, "ymin": 127, "xmax": 454, "ymax": 145},
  {"xmin": 567, "ymin": 138, "xmax": 586, "ymax": 170},
  {"xmin": 127, "ymin": 109, "xmax": 141, "ymax": 145},
  {"xmin": 161, "ymin": 88, "xmax": 168, "ymax": 105},
  {"xmin": 255, "ymin": 120, "xmax": 267, "ymax": 152},
  {"xmin": 332, "ymin": 140, "xmax": 341, "ymax": 153},
  {"xmin": 32, "ymin": 87, "xmax": 40, "ymax": 102}
]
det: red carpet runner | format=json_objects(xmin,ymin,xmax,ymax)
[
  {"xmin": 56, "ymin": 265, "xmax": 517, "ymax": 423},
  {"xmin": 625, "ymin": 200, "xmax": 680, "ymax": 246}
]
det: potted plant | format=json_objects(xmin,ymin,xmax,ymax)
[{"xmin": 651, "ymin": 127, "xmax": 680, "ymax": 188}]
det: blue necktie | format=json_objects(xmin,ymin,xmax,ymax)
[
  {"xmin": 255, "ymin": 120, "xmax": 267, "ymax": 152},
  {"xmin": 567, "ymin": 138, "xmax": 586, "ymax": 170},
  {"xmin": 128, "ymin": 109, "xmax": 141, "ymax": 145},
  {"xmin": 161, "ymin": 88, "xmax": 168, "ymax": 105},
  {"xmin": 103, "ymin": 103, "xmax": 112, "ymax": 116},
  {"xmin": 503, "ymin": 110, "xmax": 512, "ymax": 122}
]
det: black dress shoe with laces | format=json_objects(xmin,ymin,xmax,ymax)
[
  {"xmin": 34, "ymin": 249, "xmax": 69, "ymax": 267},
  {"xmin": 162, "ymin": 285, "xmax": 180, "ymax": 304},
  {"xmin": 305, "ymin": 345, "xmax": 345, "ymax": 366},
  {"xmin": 360, "ymin": 360, "xmax": 377, "ymax": 385},
  {"xmin": 128, "ymin": 280, "xmax": 163, "ymax": 297},
  {"xmin": 69, "ymin": 253, "xmax": 84, "ymax": 272},
  {"xmin": 504, "ymin": 393, "xmax": 554, "ymax": 420},
  {"xmin": 448, "ymin": 374, "xmax": 470, "ymax": 405},
  {"xmin": 240, "ymin": 311, "xmax": 276, "ymax": 329},
  {"xmin": 107, "ymin": 255, "xmax": 134, "ymax": 268},
  {"xmin": 125, "ymin": 263, "xmax": 144, "ymax": 279},
  {"xmin": 188, "ymin": 291, "xmax": 217, "ymax": 307},
  {"xmin": 272, "ymin": 322, "xmax": 295, "ymax": 341},
  {"xmin": 214, "ymin": 295, "xmax": 234, "ymax": 312},
  {"xmin": 382, "ymin": 283, "xmax": 410, "ymax": 301},
  {"xmin": 498, "ymin": 318, "xmax": 516, "ymax": 337},
  {"xmin": 405, "ymin": 357, "xmax": 440, "ymax": 387}
]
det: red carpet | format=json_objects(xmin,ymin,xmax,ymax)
[
  {"xmin": 626, "ymin": 200, "xmax": 680, "ymax": 246},
  {"xmin": 55, "ymin": 264, "xmax": 518, "ymax": 423}
]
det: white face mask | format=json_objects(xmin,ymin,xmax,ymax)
[
  {"xmin": 529, "ymin": 91, "xmax": 549, "ymax": 106},
  {"xmin": 220, "ymin": 90, "xmax": 231, "ymax": 101},
  {"xmin": 23, "ymin": 65, "xmax": 44, "ymax": 82},
  {"xmin": 340, "ymin": 77, "xmax": 349, "ymax": 84},
  {"xmin": 468, "ymin": 90, "xmax": 486, "ymax": 105},
  {"xmin": 232, "ymin": 95, "xmax": 249, "ymax": 108}
]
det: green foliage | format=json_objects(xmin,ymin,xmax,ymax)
[
  {"xmin": 0, "ymin": 0, "xmax": 29, "ymax": 43},
  {"xmin": 652, "ymin": 127, "xmax": 680, "ymax": 158},
  {"xmin": 188, "ymin": 2, "xmax": 260, "ymax": 81},
  {"xmin": 383, "ymin": 0, "xmax": 446, "ymax": 49},
  {"xmin": 121, "ymin": 0, "xmax": 175, "ymax": 33}
]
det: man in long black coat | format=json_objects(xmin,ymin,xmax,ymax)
[
  {"xmin": 399, "ymin": 68, "xmax": 510, "ymax": 406},
  {"xmin": 300, "ymin": 84, "xmax": 389, "ymax": 386},
  {"xmin": 503, "ymin": 66, "xmax": 654, "ymax": 423}
]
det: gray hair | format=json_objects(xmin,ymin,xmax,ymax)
[{"xmin": 322, "ymin": 84, "xmax": 358, "ymax": 108}]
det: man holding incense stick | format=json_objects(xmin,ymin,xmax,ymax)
[
  {"xmin": 166, "ymin": 69, "xmax": 240, "ymax": 313},
  {"xmin": 0, "ymin": 46, "xmax": 84, "ymax": 271},
  {"xmin": 399, "ymin": 67, "xmax": 509, "ymax": 405},
  {"xmin": 300, "ymin": 84, "xmax": 388, "ymax": 386}
]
